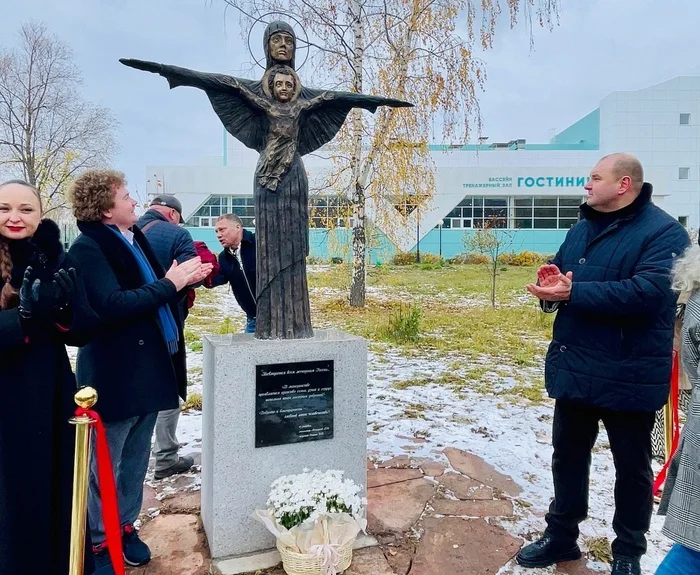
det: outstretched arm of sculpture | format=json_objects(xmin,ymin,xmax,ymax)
[
  {"xmin": 302, "ymin": 92, "xmax": 334, "ymax": 110},
  {"xmin": 296, "ymin": 91, "xmax": 413, "ymax": 156},
  {"xmin": 220, "ymin": 77, "xmax": 272, "ymax": 112},
  {"xmin": 119, "ymin": 58, "xmax": 240, "ymax": 92},
  {"xmin": 303, "ymin": 91, "xmax": 412, "ymax": 113}
]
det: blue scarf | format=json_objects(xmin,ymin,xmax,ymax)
[{"xmin": 108, "ymin": 227, "xmax": 179, "ymax": 354}]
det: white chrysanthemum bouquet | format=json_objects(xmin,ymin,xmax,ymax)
[{"xmin": 253, "ymin": 469, "xmax": 367, "ymax": 574}]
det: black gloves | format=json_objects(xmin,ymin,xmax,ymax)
[{"xmin": 18, "ymin": 266, "xmax": 76, "ymax": 321}]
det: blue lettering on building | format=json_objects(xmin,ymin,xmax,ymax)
[
  {"xmin": 514, "ymin": 176, "xmax": 590, "ymax": 188},
  {"xmin": 466, "ymin": 175, "xmax": 590, "ymax": 189}
]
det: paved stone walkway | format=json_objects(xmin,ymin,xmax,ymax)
[{"xmin": 125, "ymin": 449, "xmax": 605, "ymax": 575}]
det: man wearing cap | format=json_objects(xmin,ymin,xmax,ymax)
[{"xmin": 136, "ymin": 195, "xmax": 197, "ymax": 480}]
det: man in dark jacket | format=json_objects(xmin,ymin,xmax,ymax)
[
  {"xmin": 137, "ymin": 195, "xmax": 197, "ymax": 480},
  {"xmin": 68, "ymin": 170, "xmax": 211, "ymax": 575},
  {"xmin": 209, "ymin": 213, "xmax": 257, "ymax": 332},
  {"xmin": 517, "ymin": 153, "xmax": 690, "ymax": 575}
]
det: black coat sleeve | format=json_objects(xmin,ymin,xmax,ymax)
[
  {"xmin": 0, "ymin": 308, "xmax": 25, "ymax": 349},
  {"xmin": 69, "ymin": 239, "xmax": 178, "ymax": 323}
]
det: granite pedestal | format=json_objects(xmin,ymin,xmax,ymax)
[{"xmin": 201, "ymin": 329, "xmax": 368, "ymax": 561}]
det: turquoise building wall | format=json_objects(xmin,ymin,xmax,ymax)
[
  {"xmin": 415, "ymin": 228, "xmax": 566, "ymax": 259},
  {"xmin": 187, "ymin": 227, "xmax": 567, "ymax": 263},
  {"xmin": 551, "ymin": 109, "xmax": 600, "ymax": 147}
]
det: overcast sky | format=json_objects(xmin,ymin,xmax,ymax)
[{"xmin": 4, "ymin": 0, "xmax": 700, "ymax": 204}]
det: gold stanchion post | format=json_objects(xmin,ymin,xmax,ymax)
[
  {"xmin": 663, "ymin": 399, "xmax": 673, "ymax": 462},
  {"xmin": 68, "ymin": 386, "xmax": 98, "ymax": 575}
]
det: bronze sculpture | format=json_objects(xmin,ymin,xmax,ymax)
[{"xmin": 121, "ymin": 20, "xmax": 412, "ymax": 340}]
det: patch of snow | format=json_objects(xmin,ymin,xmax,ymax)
[{"xmin": 64, "ymin": 282, "xmax": 675, "ymax": 573}]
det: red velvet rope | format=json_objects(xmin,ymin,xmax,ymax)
[
  {"xmin": 76, "ymin": 407, "xmax": 125, "ymax": 575},
  {"xmin": 653, "ymin": 350, "xmax": 681, "ymax": 496}
]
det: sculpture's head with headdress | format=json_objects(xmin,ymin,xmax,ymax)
[{"xmin": 264, "ymin": 20, "xmax": 296, "ymax": 70}]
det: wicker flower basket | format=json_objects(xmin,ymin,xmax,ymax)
[{"xmin": 277, "ymin": 540, "xmax": 353, "ymax": 575}]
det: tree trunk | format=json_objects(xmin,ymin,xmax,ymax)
[
  {"xmin": 349, "ymin": 179, "xmax": 366, "ymax": 306},
  {"xmin": 348, "ymin": 0, "xmax": 366, "ymax": 308},
  {"xmin": 491, "ymin": 260, "xmax": 497, "ymax": 307}
]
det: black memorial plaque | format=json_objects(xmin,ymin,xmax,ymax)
[{"xmin": 255, "ymin": 360, "xmax": 334, "ymax": 448}]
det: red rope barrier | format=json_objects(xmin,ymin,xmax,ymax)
[
  {"xmin": 76, "ymin": 407, "xmax": 125, "ymax": 575},
  {"xmin": 653, "ymin": 350, "xmax": 681, "ymax": 496}
]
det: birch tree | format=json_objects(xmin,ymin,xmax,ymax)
[
  {"xmin": 222, "ymin": 0, "xmax": 559, "ymax": 306},
  {"xmin": 0, "ymin": 21, "xmax": 118, "ymax": 214}
]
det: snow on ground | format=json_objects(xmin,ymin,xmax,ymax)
[
  {"xmin": 68, "ymin": 281, "xmax": 675, "ymax": 573},
  {"xmin": 362, "ymin": 348, "xmax": 671, "ymax": 574}
]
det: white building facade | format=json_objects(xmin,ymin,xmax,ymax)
[{"xmin": 146, "ymin": 76, "xmax": 700, "ymax": 260}]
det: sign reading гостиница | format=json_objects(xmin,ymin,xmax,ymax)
[{"xmin": 462, "ymin": 176, "xmax": 591, "ymax": 189}]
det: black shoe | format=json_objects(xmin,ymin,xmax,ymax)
[
  {"xmin": 516, "ymin": 534, "xmax": 582, "ymax": 568},
  {"xmin": 611, "ymin": 555, "xmax": 641, "ymax": 575},
  {"xmin": 154, "ymin": 455, "xmax": 194, "ymax": 480}
]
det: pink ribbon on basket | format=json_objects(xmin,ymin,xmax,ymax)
[{"xmin": 309, "ymin": 544, "xmax": 342, "ymax": 575}]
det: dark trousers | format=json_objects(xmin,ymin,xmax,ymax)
[{"xmin": 544, "ymin": 400, "xmax": 655, "ymax": 559}]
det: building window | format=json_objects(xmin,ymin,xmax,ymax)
[
  {"xmin": 185, "ymin": 194, "xmax": 354, "ymax": 229},
  {"xmin": 453, "ymin": 195, "xmax": 583, "ymax": 230},
  {"xmin": 678, "ymin": 216, "xmax": 689, "ymax": 228},
  {"xmin": 185, "ymin": 195, "xmax": 255, "ymax": 228},
  {"xmin": 309, "ymin": 195, "xmax": 353, "ymax": 228},
  {"xmin": 679, "ymin": 167, "xmax": 690, "ymax": 180},
  {"xmin": 446, "ymin": 196, "xmax": 507, "ymax": 229},
  {"xmin": 516, "ymin": 196, "xmax": 583, "ymax": 230},
  {"xmin": 680, "ymin": 113, "xmax": 691, "ymax": 125}
]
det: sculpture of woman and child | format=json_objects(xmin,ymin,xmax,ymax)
[{"xmin": 120, "ymin": 20, "xmax": 412, "ymax": 340}]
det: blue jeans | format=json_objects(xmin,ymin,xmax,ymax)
[
  {"xmin": 87, "ymin": 412, "xmax": 158, "ymax": 544},
  {"xmin": 244, "ymin": 317, "xmax": 256, "ymax": 333},
  {"xmin": 656, "ymin": 543, "xmax": 700, "ymax": 574}
]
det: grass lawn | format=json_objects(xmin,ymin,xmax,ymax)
[{"xmin": 183, "ymin": 262, "xmax": 554, "ymax": 405}]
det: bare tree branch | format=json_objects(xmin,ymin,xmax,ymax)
[
  {"xmin": 0, "ymin": 21, "xmax": 119, "ymax": 219},
  {"xmin": 214, "ymin": 0, "xmax": 559, "ymax": 306}
]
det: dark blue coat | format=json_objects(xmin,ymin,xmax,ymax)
[
  {"xmin": 210, "ymin": 229, "xmax": 257, "ymax": 319},
  {"xmin": 136, "ymin": 210, "xmax": 197, "ymax": 269},
  {"xmin": 544, "ymin": 183, "xmax": 690, "ymax": 413},
  {"xmin": 137, "ymin": 209, "xmax": 197, "ymax": 324}
]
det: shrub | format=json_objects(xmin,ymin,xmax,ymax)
[
  {"xmin": 418, "ymin": 253, "xmax": 444, "ymax": 265},
  {"xmin": 448, "ymin": 253, "xmax": 489, "ymax": 265},
  {"xmin": 218, "ymin": 317, "xmax": 233, "ymax": 334},
  {"xmin": 498, "ymin": 251, "xmax": 549, "ymax": 266},
  {"xmin": 383, "ymin": 304, "xmax": 421, "ymax": 343},
  {"xmin": 330, "ymin": 257, "xmax": 344, "ymax": 264},
  {"xmin": 184, "ymin": 392, "xmax": 203, "ymax": 411},
  {"xmin": 392, "ymin": 252, "xmax": 417, "ymax": 265},
  {"xmin": 392, "ymin": 252, "xmax": 444, "ymax": 266},
  {"xmin": 306, "ymin": 255, "xmax": 326, "ymax": 265}
]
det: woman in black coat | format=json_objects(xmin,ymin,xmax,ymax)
[{"xmin": 0, "ymin": 180, "xmax": 94, "ymax": 575}]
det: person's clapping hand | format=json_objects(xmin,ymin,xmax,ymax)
[
  {"xmin": 526, "ymin": 269, "xmax": 573, "ymax": 302},
  {"xmin": 190, "ymin": 262, "xmax": 214, "ymax": 285},
  {"xmin": 164, "ymin": 257, "xmax": 213, "ymax": 291},
  {"xmin": 18, "ymin": 266, "xmax": 76, "ymax": 321},
  {"xmin": 536, "ymin": 264, "xmax": 561, "ymax": 288}
]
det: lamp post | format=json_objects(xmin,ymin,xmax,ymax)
[
  {"xmin": 439, "ymin": 219, "xmax": 445, "ymax": 258},
  {"xmin": 416, "ymin": 206, "xmax": 421, "ymax": 263}
]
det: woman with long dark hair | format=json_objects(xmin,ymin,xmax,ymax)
[{"xmin": 0, "ymin": 179, "xmax": 93, "ymax": 574}]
